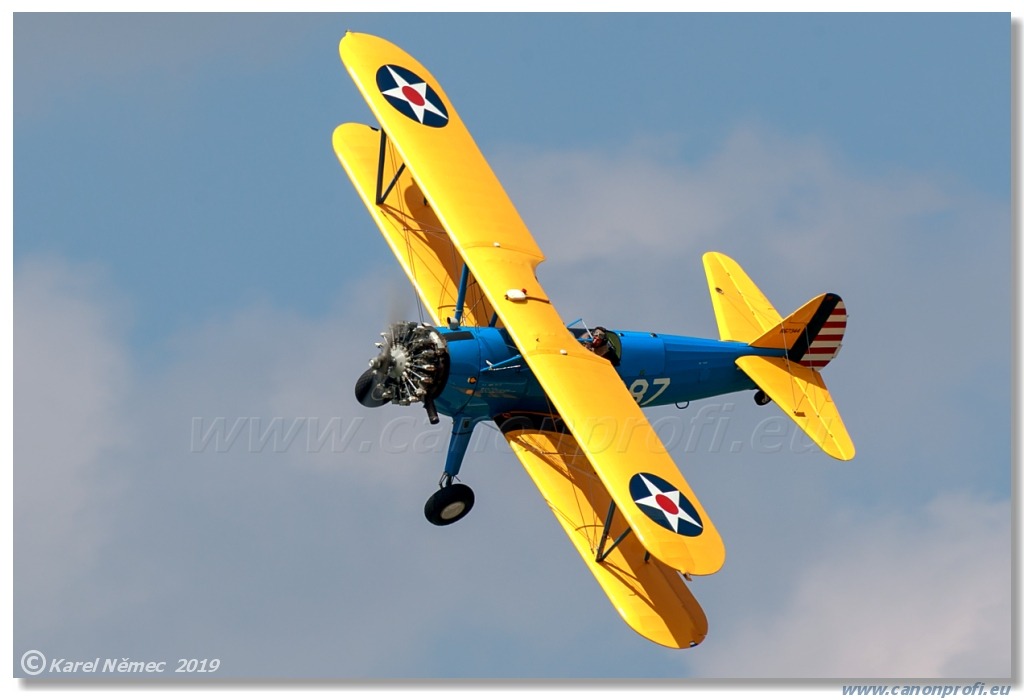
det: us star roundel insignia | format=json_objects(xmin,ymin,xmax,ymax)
[
  {"xmin": 375, "ymin": 64, "xmax": 449, "ymax": 128},
  {"xmin": 629, "ymin": 472, "xmax": 704, "ymax": 537}
]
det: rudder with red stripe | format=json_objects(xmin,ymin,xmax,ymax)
[
  {"xmin": 789, "ymin": 294, "xmax": 846, "ymax": 369},
  {"xmin": 749, "ymin": 293, "xmax": 847, "ymax": 369}
]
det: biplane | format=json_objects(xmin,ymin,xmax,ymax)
[{"xmin": 332, "ymin": 32, "xmax": 854, "ymax": 649}]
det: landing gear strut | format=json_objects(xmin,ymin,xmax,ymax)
[
  {"xmin": 424, "ymin": 475, "xmax": 475, "ymax": 526},
  {"xmin": 422, "ymin": 416, "xmax": 477, "ymax": 526}
]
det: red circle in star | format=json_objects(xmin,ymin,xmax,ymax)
[
  {"xmin": 401, "ymin": 86, "xmax": 425, "ymax": 106},
  {"xmin": 655, "ymin": 494, "xmax": 679, "ymax": 514}
]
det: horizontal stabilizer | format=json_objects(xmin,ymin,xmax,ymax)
[{"xmin": 735, "ymin": 355, "xmax": 855, "ymax": 461}]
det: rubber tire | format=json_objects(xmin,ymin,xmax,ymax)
[
  {"xmin": 354, "ymin": 369, "xmax": 387, "ymax": 408},
  {"xmin": 424, "ymin": 483, "xmax": 475, "ymax": 526},
  {"xmin": 754, "ymin": 389, "xmax": 772, "ymax": 406}
]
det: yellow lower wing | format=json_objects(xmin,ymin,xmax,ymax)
[
  {"xmin": 735, "ymin": 356, "xmax": 855, "ymax": 460},
  {"xmin": 332, "ymin": 122, "xmax": 496, "ymax": 328},
  {"xmin": 499, "ymin": 417, "xmax": 708, "ymax": 648}
]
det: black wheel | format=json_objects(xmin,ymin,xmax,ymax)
[
  {"xmin": 354, "ymin": 368, "xmax": 388, "ymax": 408},
  {"xmin": 754, "ymin": 389, "xmax": 772, "ymax": 406},
  {"xmin": 424, "ymin": 483, "xmax": 475, "ymax": 526}
]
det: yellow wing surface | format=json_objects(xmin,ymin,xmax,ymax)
[
  {"xmin": 497, "ymin": 414, "xmax": 707, "ymax": 648},
  {"xmin": 335, "ymin": 32, "xmax": 725, "ymax": 576}
]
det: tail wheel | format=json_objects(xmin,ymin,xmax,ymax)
[
  {"xmin": 754, "ymin": 389, "xmax": 772, "ymax": 406},
  {"xmin": 424, "ymin": 483, "xmax": 475, "ymax": 526}
]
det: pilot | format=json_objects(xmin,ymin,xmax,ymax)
[{"xmin": 589, "ymin": 327, "xmax": 611, "ymax": 357}]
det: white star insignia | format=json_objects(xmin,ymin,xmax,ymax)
[
  {"xmin": 633, "ymin": 474, "xmax": 702, "ymax": 534},
  {"xmin": 380, "ymin": 66, "xmax": 447, "ymax": 125}
]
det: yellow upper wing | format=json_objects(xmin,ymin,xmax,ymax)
[{"xmin": 338, "ymin": 32, "xmax": 724, "ymax": 575}]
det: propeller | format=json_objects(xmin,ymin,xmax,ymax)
[{"xmin": 354, "ymin": 322, "xmax": 449, "ymax": 421}]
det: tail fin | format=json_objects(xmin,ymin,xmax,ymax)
[
  {"xmin": 702, "ymin": 252, "xmax": 855, "ymax": 461},
  {"xmin": 703, "ymin": 251, "xmax": 782, "ymax": 343}
]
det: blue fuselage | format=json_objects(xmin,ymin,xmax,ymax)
[{"xmin": 432, "ymin": 325, "xmax": 785, "ymax": 421}]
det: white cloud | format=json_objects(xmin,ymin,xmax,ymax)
[
  {"xmin": 14, "ymin": 257, "xmax": 132, "ymax": 635},
  {"xmin": 497, "ymin": 124, "xmax": 997, "ymax": 285},
  {"xmin": 696, "ymin": 493, "xmax": 1010, "ymax": 678}
]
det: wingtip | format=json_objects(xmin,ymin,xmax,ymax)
[{"xmin": 831, "ymin": 443, "xmax": 856, "ymax": 461}]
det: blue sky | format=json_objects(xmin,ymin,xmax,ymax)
[{"xmin": 11, "ymin": 11, "xmax": 1016, "ymax": 684}]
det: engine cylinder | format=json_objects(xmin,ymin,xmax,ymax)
[{"xmin": 364, "ymin": 322, "xmax": 450, "ymax": 406}]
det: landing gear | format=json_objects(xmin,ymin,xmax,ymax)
[
  {"xmin": 754, "ymin": 389, "xmax": 772, "ymax": 406},
  {"xmin": 424, "ymin": 477, "xmax": 475, "ymax": 526},
  {"xmin": 423, "ymin": 416, "xmax": 477, "ymax": 525}
]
